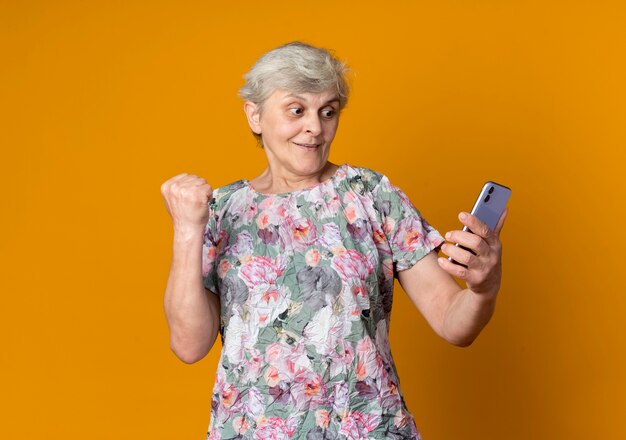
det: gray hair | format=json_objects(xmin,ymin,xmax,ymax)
[{"xmin": 239, "ymin": 41, "xmax": 350, "ymax": 112}]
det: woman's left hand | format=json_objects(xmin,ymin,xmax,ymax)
[{"xmin": 437, "ymin": 208, "xmax": 508, "ymax": 298}]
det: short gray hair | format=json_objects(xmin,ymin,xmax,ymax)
[{"xmin": 239, "ymin": 41, "xmax": 350, "ymax": 112}]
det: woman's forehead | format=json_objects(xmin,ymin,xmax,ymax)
[{"xmin": 272, "ymin": 89, "xmax": 340, "ymax": 104}]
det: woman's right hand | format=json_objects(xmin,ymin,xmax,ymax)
[{"xmin": 160, "ymin": 173, "xmax": 213, "ymax": 234}]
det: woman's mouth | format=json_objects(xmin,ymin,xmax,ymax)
[{"xmin": 293, "ymin": 142, "xmax": 320, "ymax": 150}]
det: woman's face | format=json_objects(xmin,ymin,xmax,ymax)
[{"xmin": 245, "ymin": 88, "xmax": 340, "ymax": 177}]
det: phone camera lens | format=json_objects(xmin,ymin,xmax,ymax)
[
  {"xmin": 488, "ymin": 187, "xmax": 494, "ymax": 194},
  {"xmin": 485, "ymin": 195, "xmax": 491, "ymax": 203}
]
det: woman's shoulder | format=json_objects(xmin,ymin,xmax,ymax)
[
  {"xmin": 209, "ymin": 179, "xmax": 248, "ymax": 213},
  {"xmin": 342, "ymin": 163, "xmax": 390, "ymax": 194}
]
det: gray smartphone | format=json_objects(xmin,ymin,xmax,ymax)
[{"xmin": 448, "ymin": 181, "xmax": 511, "ymax": 267}]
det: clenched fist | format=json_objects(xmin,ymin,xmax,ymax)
[{"xmin": 160, "ymin": 173, "xmax": 213, "ymax": 234}]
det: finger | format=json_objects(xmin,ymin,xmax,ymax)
[
  {"xmin": 458, "ymin": 212, "xmax": 492, "ymax": 240},
  {"xmin": 494, "ymin": 207, "xmax": 508, "ymax": 236},
  {"xmin": 440, "ymin": 243, "xmax": 477, "ymax": 267},
  {"xmin": 170, "ymin": 173, "xmax": 190, "ymax": 183},
  {"xmin": 437, "ymin": 256, "xmax": 469, "ymax": 280},
  {"xmin": 445, "ymin": 230, "xmax": 488, "ymax": 256},
  {"xmin": 162, "ymin": 173, "xmax": 190, "ymax": 192},
  {"xmin": 198, "ymin": 183, "xmax": 213, "ymax": 201}
]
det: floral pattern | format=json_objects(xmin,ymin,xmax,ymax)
[{"xmin": 202, "ymin": 164, "xmax": 444, "ymax": 439}]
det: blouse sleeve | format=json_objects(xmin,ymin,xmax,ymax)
[
  {"xmin": 202, "ymin": 197, "xmax": 220, "ymax": 295},
  {"xmin": 372, "ymin": 174, "xmax": 445, "ymax": 276}
]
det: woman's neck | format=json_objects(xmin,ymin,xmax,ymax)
[{"xmin": 249, "ymin": 162, "xmax": 339, "ymax": 194}]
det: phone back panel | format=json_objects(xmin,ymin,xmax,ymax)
[{"xmin": 469, "ymin": 182, "xmax": 511, "ymax": 231}]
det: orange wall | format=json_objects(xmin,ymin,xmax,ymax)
[{"xmin": 1, "ymin": 1, "xmax": 624, "ymax": 438}]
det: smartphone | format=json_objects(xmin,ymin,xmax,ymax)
[{"xmin": 448, "ymin": 181, "xmax": 511, "ymax": 267}]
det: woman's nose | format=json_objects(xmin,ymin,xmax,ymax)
[{"xmin": 304, "ymin": 114, "xmax": 322, "ymax": 136}]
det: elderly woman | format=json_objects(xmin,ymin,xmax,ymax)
[{"xmin": 161, "ymin": 42, "xmax": 507, "ymax": 440}]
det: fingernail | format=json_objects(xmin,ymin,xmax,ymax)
[
  {"xmin": 445, "ymin": 232, "xmax": 451, "ymax": 240},
  {"xmin": 459, "ymin": 212, "xmax": 468, "ymax": 220}
]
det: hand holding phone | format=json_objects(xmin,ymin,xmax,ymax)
[{"xmin": 448, "ymin": 181, "xmax": 511, "ymax": 267}]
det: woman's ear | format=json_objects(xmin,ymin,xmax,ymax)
[{"xmin": 243, "ymin": 101, "xmax": 261, "ymax": 134}]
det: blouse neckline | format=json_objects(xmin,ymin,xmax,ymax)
[{"xmin": 242, "ymin": 163, "xmax": 348, "ymax": 197}]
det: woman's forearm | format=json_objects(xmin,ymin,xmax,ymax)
[
  {"xmin": 164, "ymin": 229, "xmax": 220, "ymax": 363},
  {"xmin": 441, "ymin": 288, "xmax": 498, "ymax": 347}
]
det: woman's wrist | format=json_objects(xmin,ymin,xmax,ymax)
[{"xmin": 173, "ymin": 226, "xmax": 205, "ymax": 246}]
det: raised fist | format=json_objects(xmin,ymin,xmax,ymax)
[{"xmin": 160, "ymin": 173, "xmax": 213, "ymax": 233}]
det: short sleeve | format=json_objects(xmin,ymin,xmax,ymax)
[
  {"xmin": 373, "ymin": 174, "xmax": 445, "ymax": 275},
  {"xmin": 202, "ymin": 198, "xmax": 220, "ymax": 295}
]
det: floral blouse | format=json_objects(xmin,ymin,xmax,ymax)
[{"xmin": 202, "ymin": 163, "xmax": 444, "ymax": 440}]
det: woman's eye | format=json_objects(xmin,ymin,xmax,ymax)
[
  {"xmin": 321, "ymin": 109, "xmax": 335, "ymax": 118},
  {"xmin": 289, "ymin": 107, "xmax": 303, "ymax": 115}
]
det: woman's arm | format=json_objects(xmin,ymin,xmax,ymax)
[
  {"xmin": 397, "ymin": 209, "xmax": 507, "ymax": 347},
  {"xmin": 164, "ymin": 228, "xmax": 221, "ymax": 363},
  {"xmin": 161, "ymin": 173, "xmax": 220, "ymax": 364}
]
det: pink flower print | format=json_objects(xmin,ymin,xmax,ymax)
[
  {"xmin": 243, "ymin": 348, "xmax": 264, "ymax": 383},
  {"xmin": 283, "ymin": 341, "xmax": 313, "ymax": 382},
  {"xmin": 351, "ymin": 282, "xmax": 367, "ymax": 300},
  {"xmin": 245, "ymin": 387, "xmax": 265, "ymax": 419},
  {"xmin": 289, "ymin": 370, "xmax": 328, "ymax": 411},
  {"xmin": 392, "ymin": 217, "xmax": 423, "ymax": 252},
  {"xmin": 329, "ymin": 342, "xmax": 355, "ymax": 378},
  {"xmin": 265, "ymin": 342, "xmax": 284, "ymax": 365},
  {"xmin": 220, "ymin": 383, "xmax": 240, "ymax": 409},
  {"xmin": 240, "ymin": 256, "xmax": 289, "ymax": 327},
  {"xmin": 343, "ymin": 203, "xmax": 359, "ymax": 224},
  {"xmin": 258, "ymin": 196, "xmax": 278, "ymax": 211},
  {"xmin": 288, "ymin": 216, "xmax": 318, "ymax": 250},
  {"xmin": 372, "ymin": 226, "xmax": 387, "ymax": 245},
  {"xmin": 355, "ymin": 360, "xmax": 367, "ymax": 381},
  {"xmin": 342, "ymin": 189, "xmax": 358, "ymax": 204},
  {"xmin": 318, "ymin": 223, "xmax": 342, "ymax": 249},
  {"xmin": 225, "ymin": 230, "xmax": 253, "ymax": 258},
  {"xmin": 331, "ymin": 249, "xmax": 373, "ymax": 282},
  {"xmin": 254, "ymin": 416, "xmax": 299, "ymax": 440},
  {"xmin": 355, "ymin": 336, "xmax": 383, "ymax": 381},
  {"xmin": 265, "ymin": 341, "xmax": 312, "ymax": 383},
  {"xmin": 315, "ymin": 409, "xmax": 330, "ymax": 428},
  {"xmin": 239, "ymin": 256, "xmax": 286, "ymax": 290},
  {"xmin": 256, "ymin": 211, "xmax": 271, "ymax": 229},
  {"xmin": 345, "ymin": 279, "xmax": 371, "ymax": 317},
  {"xmin": 305, "ymin": 249, "xmax": 321, "ymax": 266},
  {"xmin": 394, "ymin": 410, "xmax": 408, "ymax": 428},
  {"xmin": 383, "ymin": 217, "xmax": 396, "ymax": 235},
  {"xmin": 304, "ymin": 373, "xmax": 323, "ymax": 397},
  {"xmin": 327, "ymin": 193, "xmax": 341, "ymax": 212},
  {"xmin": 264, "ymin": 366, "xmax": 280, "ymax": 387},
  {"xmin": 232, "ymin": 416, "xmax": 249, "ymax": 435},
  {"xmin": 242, "ymin": 203, "xmax": 257, "ymax": 224},
  {"xmin": 332, "ymin": 382, "xmax": 349, "ymax": 418},
  {"xmin": 379, "ymin": 373, "xmax": 402, "ymax": 412},
  {"xmin": 202, "ymin": 245, "xmax": 216, "ymax": 277},
  {"xmin": 339, "ymin": 411, "xmax": 381, "ymax": 439},
  {"xmin": 217, "ymin": 259, "xmax": 230, "ymax": 278},
  {"xmin": 259, "ymin": 197, "xmax": 289, "ymax": 223}
]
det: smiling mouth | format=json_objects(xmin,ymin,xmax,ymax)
[{"xmin": 293, "ymin": 142, "xmax": 321, "ymax": 149}]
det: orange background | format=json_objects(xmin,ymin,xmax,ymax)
[{"xmin": 1, "ymin": 1, "xmax": 624, "ymax": 439}]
